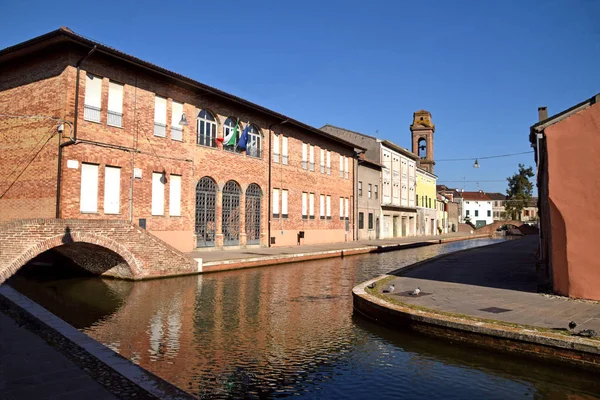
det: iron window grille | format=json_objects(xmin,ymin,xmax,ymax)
[
  {"xmin": 84, "ymin": 105, "xmax": 101, "ymax": 123},
  {"xmin": 154, "ymin": 122, "xmax": 167, "ymax": 137},
  {"xmin": 107, "ymin": 110, "xmax": 123, "ymax": 127}
]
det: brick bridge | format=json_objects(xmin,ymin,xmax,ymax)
[
  {"xmin": 0, "ymin": 219, "xmax": 198, "ymax": 283},
  {"xmin": 475, "ymin": 220, "xmax": 524, "ymax": 235}
]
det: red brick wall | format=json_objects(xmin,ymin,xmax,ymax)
[
  {"xmin": 1, "ymin": 43, "xmax": 356, "ymax": 251},
  {"xmin": 0, "ymin": 47, "xmax": 71, "ymax": 222}
]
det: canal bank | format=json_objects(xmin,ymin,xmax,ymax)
[
  {"xmin": 187, "ymin": 232, "xmax": 491, "ymax": 273},
  {"xmin": 353, "ymin": 236, "xmax": 600, "ymax": 371}
]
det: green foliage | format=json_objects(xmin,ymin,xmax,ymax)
[{"xmin": 505, "ymin": 164, "xmax": 534, "ymax": 220}]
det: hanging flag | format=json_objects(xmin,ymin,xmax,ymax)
[
  {"xmin": 237, "ymin": 125, "xmax": 250, "ymax": 150},
  {"xmin": 224, "ymin": 122, "xmax": 238, "ymax": 146}
]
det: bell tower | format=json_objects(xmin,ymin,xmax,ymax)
[{"xmin": 410, "ymin": 110, "xmax": 435, "ymax": 173}]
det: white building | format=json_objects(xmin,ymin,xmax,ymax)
[{"xmin": 461, "ymin": 191, "xmax": 493, "ymax": 227}]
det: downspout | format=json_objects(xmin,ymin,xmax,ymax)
[
  {"xmin": 267, "ymin": 119, "xmax": 289, "ymax": 247},
  {"xmin": 56, "ymin": 45, "xmax": 97, "ymax": 218}
]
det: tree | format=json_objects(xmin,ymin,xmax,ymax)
[{"xmin": 505, "ymin": 164, "xmax": 534, "ymax": 221}]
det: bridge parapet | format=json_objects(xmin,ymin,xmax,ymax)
[{"xmin": 0, "ymin": 219, "xmax": 197, "ymax": 283}]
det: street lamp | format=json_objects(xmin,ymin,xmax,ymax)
[
  {"xmin": 179, "ymin": 113, "xmax": 189, "ymax": 126},
  {"xmin": 473, "ymin": 159, "xmax": 480, "ymax": 168}
]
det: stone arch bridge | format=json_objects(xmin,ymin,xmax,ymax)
[
  {"xmin": 475, "ymin": 220, "xmax": 525, "ymax": 235},
  {"xmin": 0, "ymin": 219, "xmax": 197, "ymax": 284}
]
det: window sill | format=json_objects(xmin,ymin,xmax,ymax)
[
  {"xmin": 80, "ymin": 211, "xmax": 99, "ymax": 214},
  {"xmin": 107, "ymin": 123, "xmax": 123, "ymax": 129},
  {"xmin": 104, "ymin": 212, "xmax": 121, "ymax": 215},
  {"xmin": 152, "ymin": 214, "xmax": 165, "ymax": 216},
  {"xmin": 171, "ymin": 138, "xmax": 184, "ymax": 142},
  {"xmin": 169, "ymin": 214, "xmax": 182, "ymax": 217},
  {"xmin": 83, "ymin": 118, "xmax": 101, "ymax": 124}
]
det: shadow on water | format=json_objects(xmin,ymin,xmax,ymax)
[{"xmin": 8, "ymin": 238, "xmax": 600, "ymax": 399}]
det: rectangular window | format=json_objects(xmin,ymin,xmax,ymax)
[
  {"xmin": 152, "ymin": 172, "xmax": 165, "ymax": 215},
  {"xmin": 169, "ymin": 175, "xmax": 181, "ymax": 216},
  {"xmin": 80, "ymin": 163, "xmax": 98, "ymax": 212},
  {"xmin": 475, "ymin": 210, "xmax": 479, "ymax": 217},
  {"xmin": 358, "ymin": 181, "xmax": 363, "ymax": 197},
  {"xmin": 466, "ymin": 210, "xmax": 470, "ymax": 216},
  {"xmin": 344, "ymin": 156, "xmax": 349, "ymax": 179},
  {"xmin": 282, "ymin": 189, "xmax": 288, "ymax": 218},
  {"xmin": 320, "ymin": 149, "xmax": 325, "ymax": 173},
  {"xmin": 84, "ymin": 74, "xmax": 102, "ymax": 122},
  {"xmin": 309, "ymin": 145, "xmax": 315, "ymax": 171},
  {"xmin": 309, "ymin": 192, "xmax": 315, "ymax": 219},
  {"xmin": 107, "ymin": 81, "xmax": 123, "ymax": 127},
  {"xmin": 368, "ymin": 184, "xmax": 372, "ymax": 199},
  {"xmin": 375, "ymin": 185, "xmax": 378, "ymax": 199},
  {"xmin": 359, "ymin": 212, "xmax": 364, "ymax": 229},
  {"xmin": 339, "ymin": 197, "xmax": 344, "ymax": 219},
  {"xmin": 488, "ymin": 210, "xmax": 491, "ymax": 217},
  {"xmin": 302, "ymin": 192, "xmax": 308, "ymax": 219},
  {"xmin": 273, "ymin": 134, "xmax": 280, "ymax": 163},
  {"xmin": 154, "ymin": 96, "xmax": 167, "ymax": 137},
  {"xmin": 103, "ymin": 166, "xmax": 120, "ymax": 214},
  {"xmin": 368, "ymin": 213, "xmax": 374, "ymax": 230},
  {"xmin": 273, "ymin": 188, "xmax": 280, "ymax": 218},
  {"xmin": 326, "ymin": 195, "xmax": 331, "ymax": 219},
  {"xmin": 302, "ymin": 143, "xmax": 308, "ymax": 169},
  {"xmin": 344, "ymin": 198, "xmax": 349, "ymax": 219},
  {"xmin": 282, "ymin": 136, "xmax": 289, "ymax": 164},
  {"xmin": 339, "ymin": 155, "xmax": 344, "ymax": 177},
  {"xmin": 171, "ymin": 101, "xmax": 183, "ymax": 141},
  {"xmin": 326, "ymin": 151, "xmax": 331, "ymax": 175},
  {"xmin": 320, "ymin": 194, "xmax": 325, "ymax": 219}
]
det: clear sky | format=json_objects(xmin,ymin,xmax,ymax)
[{"xmin": 2, "ymin": 0, "xmax": 599, "ymax": 194}]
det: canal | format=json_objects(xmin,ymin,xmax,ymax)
[{"xmin": 8, "ymin": 238, "xmax": 600, "ymax": 399}]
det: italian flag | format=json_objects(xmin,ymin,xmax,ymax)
[{"xmin": 224, "ymin": 122, "xmax": 238, "ymax": 146}]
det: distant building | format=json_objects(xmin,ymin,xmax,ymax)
[
  {"xmin": 530, "ymin": 94, "xmax": 600, "ymax": 300},
  {"xmin": 436, "ymin": 194, "xmax": 449, "ymax": 234},
  {"xmin": 416, "ymin": 168, "xmax": 438, "ymax": 235},
  {"xmin": 436, "ymin": 185, "xmax": 461, "ymax": 231},
  {"xmin": 487, "ymin": 192, "xmax": 507, "ymax": 221},
  {"xmin": 520, "ymin": 197, "xmax": 538, "ymax": 223},
  {"xmin": 461, "ymin": 191, "xmax": 493, "ymax": 227}
]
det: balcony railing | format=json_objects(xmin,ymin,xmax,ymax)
[
  {"xmin": 171, "ymin": 126, "xmax": 183, "ymax": 141},
  {"xmin": 282, "ymin": 155, "xmax": 288, "ymax": 165},
  {"xmin": 84, "ymin": 105, "xmax": 101, "ymax": 123},
  {"xmin": 320, "ymin": 165, "xmax": 325, "ymax": 174},
  {"xmin": 345, "ymin": 172, "xmax": 349, "ymax": 179},
  {"xmin": 273, "ymin": 152, "xmax": 280, "ymax": 163},
  {"xmin": 339, "ymin": 170, "xmax": 344, "ymax": 178},
  {"xmin": 327, "ymin": 167, "xmax": 331, "ymax": 175},
  {"xmin": 197, "ymin": 133, "xmax": 217, "ymax": 148},
  {"xmin": 309, "ymin": 162, "xmax": 315, "ymax": 172},
  {"xmin": 302, "ymin": 161, "xmax": 307, "ymax": 170},
  {"xmin": 154, "ymin": 123, "xmax": 167, "ymax": 138},
  {"xmin": 107, "ymin": 111, "xmax": 123, "ymax": 128}
]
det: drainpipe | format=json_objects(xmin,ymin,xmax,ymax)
[
  {"xmin": 267, "ymin": 119, "xmax": 289, "ymax": 247},
  {"xmin": 56, "ymin": 45, "xmax": 97, "ymax": 218}
]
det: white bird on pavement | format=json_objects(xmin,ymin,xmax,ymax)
[
  {"xmin": 410, "ymin": 287, "xmax": 421, "ymax": 296},
  {"xmin": 383, "ymin": 284, "xmax": 395, "ymax": 293}
]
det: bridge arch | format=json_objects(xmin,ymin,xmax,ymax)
[{"xmin": 2, "ymin": 231, "xmax": 143, "ymax": 283}]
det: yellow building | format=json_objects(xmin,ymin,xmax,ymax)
[
  {"xmin": 416, "ymin": 168, "xmax": 438, "ymax": 235},
  {"xmin": 436, "ymin": 194, "xmax": 449, "ymax": 234}
]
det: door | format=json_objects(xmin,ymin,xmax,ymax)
[
  {"xmin": 195, "ymin": 177, "xmax": 217, "ymax": 247},
  {"xmin": 245, "ymin": 184, "xmax": 261, "ymax": 245},
  {"xmin": 393, "ymin": 216, "xmax": 399, "ymax": 237},
  {"xmin": 222, "ymin": 180, "xmax": 241, "ymax": 245},
  {"xmin": 401, "ymin": 217, "xmax": 407, "ymax": 237}
]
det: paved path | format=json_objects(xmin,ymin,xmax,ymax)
[
  {"xmin": 383, "ymin": 236, "xmax": 600, "ymax": 332},
  {"xmin": 0, "ymin": 310, "xmax": 118, "ymax": 400},
  {"xmin": 187, "ymin": 232, "xmax": 481, "ymax": 263}
]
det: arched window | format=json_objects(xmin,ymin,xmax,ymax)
[
  {"xmin": 245, "ymin": 183, "xmax": 262, "ymax": 244},
  {"xmin": 222, "ymin": 180, "xmax": 241, "ymax": 245},
  {"xmin": 418, "ymin": 138, "xmax": 427, "ymax": 159},
  {"xmin": 195, "ymin": 177, "xmax": 217, "ymax": 247},
  {"xmin": 197, "ymin": 109, "xmax": 217, "ymax": 148},
  {"xmin": 245, "ymin": 124, "xmax": 262, "ymax": 158},
  {"xmin": 223, "ymin": 117, "xmax": 239, "ymax": 152}
]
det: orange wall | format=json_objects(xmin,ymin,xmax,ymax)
[{"xmin": 546, "ymin": 101, "xmax": 600, "ymax": 300}]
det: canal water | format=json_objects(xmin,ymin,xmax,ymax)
[{"xmin": 8, "ymin": 238, "xmax": 600, "ymax": 399}]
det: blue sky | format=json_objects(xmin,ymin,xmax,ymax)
[{"xmin": 2, "ymin": 0, "xmax": 599, "ymax": 194}]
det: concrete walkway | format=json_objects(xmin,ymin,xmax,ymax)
[
  {"xmin": 0, "ymin": 310, "xmax": 118, "ymax": 400},
  {"xmin": 382, "ymin": 236, "xmax": 600, "ymax": 332},
  {"xmin": 187, "ymin": 232, "xmax": 488, "ymax": 273}
]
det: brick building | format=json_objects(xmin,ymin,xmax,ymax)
[{"xmin": 0, "ymin": 28, "xmax": 359, "ymax": 252}]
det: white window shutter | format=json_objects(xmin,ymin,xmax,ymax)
[
  {"xmin": 320, "ymin": 195, "xmax": 324, "ymax": 217},
  {"xmin": 169, "ymin": 175, "xmax": 181, "ymax": 216},
  {"xmin": 309, "ymin": 193, "xmax": 314, "ymax": 216},
  {"xmin": 273, "ymin": 188, "xmax": 280, "ymax": 215},
  {"xmin": 302, "ymin": 192, "xmax": 307, "ymax": 216},
  {"xmin": 326, "ymin": 196, "xmax": 331, "ymax": 217},
  {"xmin": 339, "ymin": 197, "xmax": 344, "ymax": 217},
  {"xmin": 152, "ymin": 172, "xmax": 165, "ymax": 215},
  {"xmin": 282, "ymin": 190, "xmax": 288, "ymax": 216},
  {"xmin": 107, "ymin": 82, "xmax": 123, "ymax": 113},
  {"xmin": 171, "ymin": 101, "xmax": 183, "ymax": 128},
  {"xmin": 154, "ymin": 96, "xmax": 167, "ymax": 124},
  {"xmin": 80, "ymin": 163, "xmax": 99, "ymax": 212},
  {"xmin": 84, "ymin": 74, "xmax": 102, "ymax": 108},
  {"xmin": 103, "ymin": 166, "xmax": 120, "ymax": 214}
]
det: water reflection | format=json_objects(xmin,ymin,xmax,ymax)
[{"xmin": 9, "ymin": 239, "xmax": 600, "ymax": 399}]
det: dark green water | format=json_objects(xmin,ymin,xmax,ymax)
[{"xmin": 9, "ymin": 239, "xmax": 600, "ymax": 399}]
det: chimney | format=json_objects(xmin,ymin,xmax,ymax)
[{"xmin": 538, "ymin": 106, "xmax": 548, "ymax": 122}]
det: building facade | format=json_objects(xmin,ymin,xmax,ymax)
[
  {"xmin": 488, "ymin": 192, "xmax": 507, "ymax": 221},
  {"xmin": 530, "ymin": 95, "xmax": 600, "ymax": 300},
  {"xmin": 0, "ymin": 28, "xmax": 358, "ymax": 253},
  {"xmin": 461, "ymin": 191, "xmax": 493, "ymax": 227},
  {"xmin": 416, "ymin": 168, "xmax": 438, "ymax": 235}
]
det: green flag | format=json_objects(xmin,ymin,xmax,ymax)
[{"xmin": 224, "ymin": 122, "xmax": 238, "ymax": 146}]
